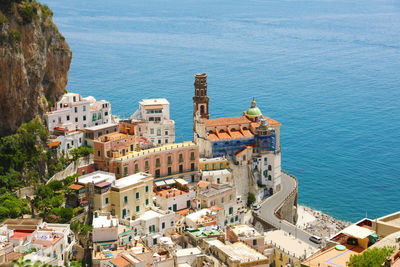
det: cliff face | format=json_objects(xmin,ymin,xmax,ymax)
[{"xmin": 0, "ymin": 1, "xmax": 72, "ymax": 136}]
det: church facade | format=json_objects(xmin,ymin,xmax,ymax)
[{"xmin": 192, "ymin": 73, "xmax": 283, "ymax": 194}]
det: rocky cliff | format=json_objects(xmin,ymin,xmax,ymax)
[{"xmin": 0, "ymin": 0, "xmax": 71, "ymax": 136}]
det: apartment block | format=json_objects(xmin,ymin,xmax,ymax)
[
  {"xmin": 95, "ymin": 141, "xmax": 199, "ymax": 181},
  {"xmin": 154, "ymin": 178, "xmax": 196, "ymax": 212},
  {"xmin": 130, "ymin": 98, "xmax": 175, "ymax": 146},
  {"xmin": 45, "ymin": 93, "xmax": 111, "ymax": 132},
  {"xmin": 226, "ymin": 224, "xmax": 265, "ymax": 253}
]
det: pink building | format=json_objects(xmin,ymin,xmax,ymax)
[{"xmin": 96, "ymin": 141, "xmax": 199, "ymax": 182}]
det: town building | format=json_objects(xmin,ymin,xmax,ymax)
[
  {"xmin": 201, "ymin": 169, "xmax": 232, "ymax": 185},
  {"xmin": 226, "ymin": 224, "xmax": 265, "ymax": 253},
  {"xmin": 129, "ymin": 98, "xmax": 175, "ymax": 146},
  {"xmin": 174, "ymin": 247, "xmax": 202, "ymax": 267},
  {"xmin": 202, "ymin": 239, "xmax": 270, "ymax": 267},
  {"xmin": 70, "ymin": 171, "xmax": 153, "ymax": 219},
  {"xmin": 192, "ymin": 73, "xmax": 283, "ymax": 197},
  {"xmin": 199, "ymin": 157, "xmax": 229, "ymax": 171},
  {"xmin": 95, "ymin": 141, "xmax": 199, "ymax": 181},
  {"xmin": 196, "ymin": 183, "xmax": 243, "ymax": 226},
  {"xmin": 184, "ymin": 227, "xmax": 224, "ymax": 247},
  {"xmin": 264, "ymin": 229, "xmax": 318, "ymax": 267},
  {"xmin": 48, "ymin": 128, "xmax": 85, "ymax": 154},
  {"xmin": 45, "ymin": 92, "xmax": 111, "ymax": 132},
  {"xmin": 83, "ymin": 123, "xmax": 119, "ymax": 147},
  {"xmin": 92, "ymin": 211, "xmax": 119, "ymax": 248},
  {"xmin": 154, "ymin": 178, "xmax": 196, "ymax": 212}
]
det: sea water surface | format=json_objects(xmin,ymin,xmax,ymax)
[{"xmin": 44, "ymin": 0, "xmax": 400, "ymax": 222}]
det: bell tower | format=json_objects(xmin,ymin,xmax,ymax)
[{"xmin": 193, "ymin": 73, "xmax": 209, "ymax": 120}]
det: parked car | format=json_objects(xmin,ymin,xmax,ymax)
[
  {"xmin": 309, "ymin": 235, "xmax": 322, "ymax": 244},
  {"xmin": 253, "ymin": 204, "xmax": 261, "ymax": 211}
]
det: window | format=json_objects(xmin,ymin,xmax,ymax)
[
  {"xmin": 150, "ymin": 128, "xmax": 154, "ymax": 134},
  {"xmin": 105, "ymin": 197, "xmax": 109, "ymax": 204},
  {"xmin": 235, "ymin": 215, "xmax": 238, "ymax": 221},
  {"xmin": 145, "ymin": 186, "xmax": 149, "ymax": 193},
  {"xmin": 105, "ymin": 111, "xmax": 108, "ymax": 116},
  {"xmin": 171, "ymin": 221, "xmax": 174, "ymax": 226},
  {"xmin": 93, "ymin": 113, "xmax": 97, "ymax": 121},
  {"xmin": 187, "ymin": 200, "xmax": 191, "ymax": 208},
  {"xmin": 97, "ymin": 150, "xmax": 101, "ymax": 156},
  {"xmin": 75, "ymin": 117, "xmax": 78, "ymax": 122},
  {"xmin": 229, "ymin": 194, "xmax": 232, "ymax": 201},
  {"xmin": 136, "ymin": 192, "xmax": 140, "ymax": 199},
  {"xmin": 155, "ymin": 169, "xmax": 160, "ymax": 178},
  {"xmin": 158, "ymin": 139, "xmax": 161, "ymax": 144},
  {"xmin": 268, "ymin": 175, "xmax": 272, "ymax": 181},
  {"xmin": 157, "ymin": 129, "xmax": 161, "ymax": 136},
  {"xmin": 220, "ymin": 163, "xmax": 224, "ymax": 169},
  {"xmin": 116, "ymin": 167, "xmax": 120, "ymax": 174},
  {"xmin": 124, "ymin": 167, "xmax": 128, "ymax": 176},
  {"xmin": 162, "ymin": 222, "xmax": 165, "ymax": 229},
  {"xmin": 268, "ymin": 165, "xmax": 272, "ymax": 171},
  {"xmin": 74, "ymin": 107, "xmax": 77, "ymax": 113},
  {"xmin": 130, "ymin": 144, "xmax": 134, "ymax": 151},
  {"xmin": 191, "ymin": 175, "xmax": 195, "ymax": 183},
  {"xmin": 205, "ymin": 164, "xmax": 209, "ymax": 171},
  {"xmin": 168, "ymin": 156, "xmax": 172, "ymax": 164},
  {"xmin": 145, "ymin": 160, "xmax": 149, "ymax": 170},
  {"xmin": 66, "ymin": 115, "xmax": 70, "ymax": 121},
  {"xmin": 212, "ymin": 163, "xmax": 216, "ymax": 170},
  {"xmin": 221, "ymin": 197, "xmax": 224, "ymax": 203},
  {"xmin": 135, "ymin": 164, "xmax": 139, "ymax": 173},
  {"xmin": 179, "ymin": 165, "xmax": 183, "ymax": 173},
  {"xmin": 153, "ymin": 238, "xmax": 157, "ymax": 245},
  {"xmin": 146, "ymin": 199, "xmax": 149, "ymax": 205},
  {"xmin": 83, "ymin": 105, "xmax": 86, "ymax": 111},
  {"xmin": 253, "ymin": 239, "xmax": 257, "ymax": 246},
  {"xmin": 165, "ymin": 139, "xmax": 168, "ymax": 144},
  {"xmin": 168, "ymin": 167, "xmax": 172, "ymax": 175},
  {"xmin": 98, "ymin": 112, "xmax": 102, "ymax": 120},
  {"xmin": 179, "ymin": 153, "xmax": 183, "ymax": 162},
  {"xmin": 136, "ymin": 205, "xmax": 140, "ymax": 212},
  {"xmin": 156, "ymin": 158, "xmax": 161, "ymax": 167},
  {"xmin": 191, "ymin": 163, "xmax": 195, "ymax": 171},
  {"xmin": 165, "ymin": 130, "xmax": 168, "ymax": 135},
  {"xmin": 263, "ymin": 170, "xmax": 268, "ymax": 178},
  {"xmin": 190, "ymin": 152, "xmax": 195, "ymax": 160},
  {"xmin": 124, "ymin": 196, "xmax": 128, "ymax": 204},
  {"xmin": 264, "ymin": 157, "xmax": 268, "ymax": 165}
]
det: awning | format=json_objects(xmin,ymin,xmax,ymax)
[
  {"xmin": 69, "ymin": 184, "xmax": 83, "ymax": 190},
  {"xmin": 155, "ymin": 181, "xmax": 166, "ymax": 187},
  {"xmin": 341, "ymin": 224, "xmax": 374, "ymax": 239},
  {"xmin": 165, "ymin": 179, "xmax": 175, "ymax": 185},
  {"xmin": 144, "ymin": 105, "xmax": 162, "ymax": 110},
  {"xmin": 175, "ymin": 178, "xmax": 188, "ymax": 185},
  {"xmin": 95, "ymin": 181, "xmax": 111, "ymax": 188}
]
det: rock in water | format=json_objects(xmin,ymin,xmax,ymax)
[{"xmin": 0, "ymin": 1, "xmax": 72, "ymax": 136}]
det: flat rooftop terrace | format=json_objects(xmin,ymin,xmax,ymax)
[{"xmin": 302, "ymin": 244, "xmax": 364, "ymax": 267}]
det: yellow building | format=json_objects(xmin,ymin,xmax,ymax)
[
  {"xmin": 73, "ymin": 171, "xmax": 154, "ymax": 220},
  {"xmin": 199, "ymin": 157, "xmax": 229, "ymax": 171},
  {"xmin": 264, "ymin": 230, "xmax": 319, "ymax": 267}
]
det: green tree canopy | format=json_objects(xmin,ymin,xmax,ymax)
[{"xmin": 347, "ymin": 245, "xmax": 395, "ymax": 267}]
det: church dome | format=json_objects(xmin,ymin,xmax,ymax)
[{"xmin": 246, "ymin": 98, "xmax": 262, "ymax": 116}]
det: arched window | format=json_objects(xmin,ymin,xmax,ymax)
[{"xmin": 200, "ymin": 105, "xmax": 205, "ymax": 115}]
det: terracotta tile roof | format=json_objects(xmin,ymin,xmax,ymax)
[
  {"xmin": 235, "ymin": 147, "xmax": 248, "ymax": 157},
  {"xmin": 176, "ymin": 208, "xmax": 191, "ymax": 215},
  {"xmin": 47, "ymin": 140, "xmax": 61, "ymax": 147},
  {"xmin": 69, "ymin": 184, "xmax": 84, "ymax": 190},
  {"xmin": 54, "ymin": 127, "xmax": 68, "ymax": 131},
  {"xmin": 205, "ymin": 116, "xmax": 251, "ymax": 127},
  {"xmin": 197, "ymin": 181, "xmax": 210, "ymax": 188},
  {"xmin": 6, "ymin": 252, "xmax": 24, "ymax": 262},
  {"xmin": 109, "ymin": 256, "xmax": 131, "ymax": 267},
  {"xmin": 156, "ymin": 188, "xmax": 187, "ymax": 198},
  {"xmin": 95, "ymin": 181, "xmax": 111, "ymax": 188}
]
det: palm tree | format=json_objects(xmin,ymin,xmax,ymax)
[{"xmin": 11, "ymin": 257, "xmax": 32, "ymax": 267}]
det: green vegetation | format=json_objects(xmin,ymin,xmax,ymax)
[
  {"xmin": 347, "ymin": 246, "xmax": 395, "ymax": 267},
  {"xmin": 40, "ymin": 4, "xmax": 52, "ymax": 19},
  {"xmin": 0, "ymin": 191, "xmax": 30, "ymax": 221},
  {"xmin": 0, "ymin": 118, "xmax": 68, "ymax": 192},
  {"xmin": 0, "ymin": 11, "xmax": 8, "ymax": 25},
  {"xmin": 69, "ymin": 146, "xmax": 93, "ymax": 161},
  {"xmin": 70, "ymin": 221, "xmax": 92, "ymax": 236},
  {"xmin": 0, "ymin": 0, "xmax": 21, "ymax": 14},
  {"xmin": 247, "ymin": 192, "xmax": 256, "ymax": 207}
]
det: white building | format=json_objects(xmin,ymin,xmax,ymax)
[
  {"xmin": 46, "ymin": 93, "xmax": 111, "ymax": 132},
  {"xmin": 174, "ymin": 247, "xmax": 202, "ymax": 266},
  {"xmin": 51, "ymin": 129, "xmax": 85, "ymax": 154},
  {"xmin": 127, "ymin": 208, "xmax": 175, "ymax": 247},
  {"xmin": 92, "ymin": 211, "xmax": 119, "ymax": 243},
  {"xmin": 201, "ymin": 169, "xmax": 232, "ymax": 185},
  {"xmin": 253, "ymin": 151, "xmax": 282, "ymax": 195},
  {"xmin": 131, "ymin": 98, "xmax": 175, "ymax": 146}
]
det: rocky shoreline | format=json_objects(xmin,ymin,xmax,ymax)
[{"xmin": 297, "ymin": 205, "xmax": 352, "ymax": 239}]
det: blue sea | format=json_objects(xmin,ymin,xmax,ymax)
[{"xmin": 44, "ymin": 0, "xmax": 400, "ymax": 222}]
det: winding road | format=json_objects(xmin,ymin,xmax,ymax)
[{"xmin": 257, "ymin": 171, "xmax": 320, "ymax": 248}]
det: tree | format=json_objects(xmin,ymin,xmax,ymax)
[
  {"xmin": 247, "ymin": 192, "xmax": 256, "ymax": 207},
  {"xmin": 11, "ymin": 257, "xmax": 32, "ymax": 267},
  {"xmin": 347, "ymin": 246, "xmax": 395, "ymax": 267}
]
